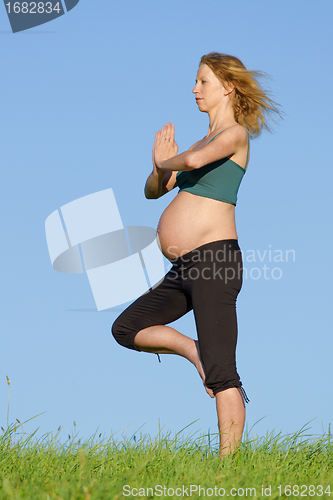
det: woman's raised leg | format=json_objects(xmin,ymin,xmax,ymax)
[
  {"xmin": 111, "ymin": 267, "xmax": 214, "ymax": 397},
  {"xmin": 134, "ymin": 325, "xmax": 215, "ymax": 398}
]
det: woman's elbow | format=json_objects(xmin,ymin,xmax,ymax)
[
  {"xmin": 144, "ymin": 187, "xmax": 159, "ymax": 199},
  {"xmin": 183, "ymin": 152, "xmax": 199, "ymax": 170},
  {"xmin": 144, "ymin": 191, "xmax": 154, "ymax": 199}
]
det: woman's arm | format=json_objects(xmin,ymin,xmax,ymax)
[
  {"xmin": 144, "ymin": 170, "xmax": 179, "ymax": 199},
  {"xmin": 144, "ymin": 125, "xmax": 179, "ymax": 199},
  {"xmin": 144, "ymin": 169, "xmax": 165, "ymax": 199},
  {"xmin": 155, "ymin": 123, "xmax": 248, "ymax": 172}
]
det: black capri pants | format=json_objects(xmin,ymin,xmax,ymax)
[{"xmin": 111, "ymin": 238, "xmax": 247, "ymax": 398}]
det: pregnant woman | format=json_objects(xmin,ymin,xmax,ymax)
[{"xmin": 112, "ymin": 52, "xmax": 279, "ymax": 457}]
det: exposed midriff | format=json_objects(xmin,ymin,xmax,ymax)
[{"xmin": 156, "ymin": 190, "xmax": 238, "ymax": 260}]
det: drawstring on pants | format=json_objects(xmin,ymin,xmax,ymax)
[
  {"xmin": 156, "ymin": 353, "xmax": 161, "ymax": 363},
  {"xmin": 240, "ymin": 386, "xmax": 250, "ymax": 404}
]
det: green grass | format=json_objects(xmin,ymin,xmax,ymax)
[{"xmin": 0, "ymin": 419, "xmax": 332, "ymax": 500}]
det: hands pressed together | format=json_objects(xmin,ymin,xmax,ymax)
[{"xmin": 152, "ymin": 123, "xmax": 179, "ymax": 173}]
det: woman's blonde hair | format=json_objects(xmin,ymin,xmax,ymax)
[{"xmin": 200, "ymin": 52, "xmax": 281, "ymax": 137}]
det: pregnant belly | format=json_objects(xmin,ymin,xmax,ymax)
[{"xmin": 156, "ymin": 191, "xmax": 237, "ymax": 260}]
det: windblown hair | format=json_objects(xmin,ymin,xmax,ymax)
[{"xmin": 200, "ymin": 52, "xmax": 281, "ymax": 138}]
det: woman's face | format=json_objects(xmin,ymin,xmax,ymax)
[{"xmin": 192, "ymin": 64, "xmax": 229, "ymax": 113}]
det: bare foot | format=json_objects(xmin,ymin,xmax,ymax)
[{"xmin": 192, "ymin": 340, "xmax": 215, "ymax": 398}]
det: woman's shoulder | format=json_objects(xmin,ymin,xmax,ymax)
[
  {"xmin": 188, "ymin": 139, "xmax": 202, "ymax": 152},
  {"xmin": 224, "ymin": 123, "xmax": 249, "ymax": 141}
]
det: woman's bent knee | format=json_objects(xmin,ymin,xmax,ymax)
[{"xmin": 111, "ymin": 317, "xmax": 139, "ymax": 351}]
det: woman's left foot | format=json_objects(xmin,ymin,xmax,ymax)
[{"xmin": 193, "ymin": 340, "xmax": 215, "ymax": 398}]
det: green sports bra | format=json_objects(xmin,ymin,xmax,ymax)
[{"xmin": 176, "ymin": 130, "xmax": 249, "ymax": 206}]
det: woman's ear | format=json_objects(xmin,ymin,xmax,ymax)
[{"xmin": 223, "ymin": 82, "xmax": 235, "ymax": 96}]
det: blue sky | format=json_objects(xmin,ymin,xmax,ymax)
[{"xmin": 1, "ymin": 0, "xmax": 332, "ymax": 444}]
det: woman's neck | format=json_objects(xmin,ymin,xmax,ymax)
[{"xmin": 206, "ymin": 103, "xmax": 236, "ymax": 136}]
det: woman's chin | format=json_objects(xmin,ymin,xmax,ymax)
[{"xmin": 197, "ymin": 104, "xmax": 207, "ymax": 113}]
